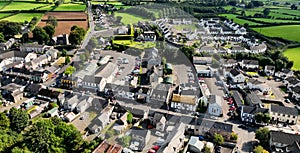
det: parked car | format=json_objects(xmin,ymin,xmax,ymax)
[
  {"xmin": 238, "ymin": 124, "xmax": 247, "ymax": 129},
  {"xmin": 285, "ymin": 99, "xmax": 291, "ymax": 103},
  {"xmin": 152, "ymin": 146, "xmax": 160, "ymax": 151},
  {"xmin": 148, "ymin": 149, "xmax": 156, "ymax": 153},
  {"xmin": 155, "ymin": 131, "xmax": 164, "ymax": 137}
]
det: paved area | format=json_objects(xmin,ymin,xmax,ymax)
[
  {"xmin": 204, "ymin": 77, "xmax": 229, "ymax": 120},
  {"xmin": 173, "ymin": 64, "xmax": 193, "ymax": 84}
]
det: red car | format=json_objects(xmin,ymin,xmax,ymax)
[
  {"xmin": 152, "ymin": 146, "xmax": 160, "ymax": 151},
  {"xmin": 229, "ymin": 107, "xmax": 235, "ymax": 111}
]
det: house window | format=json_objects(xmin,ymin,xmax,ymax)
[{"xmin": 283, "ymin": 114, "xmax": 285, "ymax": 117}]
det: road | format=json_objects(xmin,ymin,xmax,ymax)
[{"xmin": 81, "ymin": 1, "xmax": 95, "ymax": 49}]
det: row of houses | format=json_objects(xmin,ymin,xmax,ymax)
[{"xmin": 196, "ymin": 43, "xmax": 267, "ymax": 54}]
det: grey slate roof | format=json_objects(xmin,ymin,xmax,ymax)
[
  {"xmin": 271, "ymin": 104, "xmax": 298, "ymax": 116},
  {"xmin": 271, "ymin": 131, "xmax": 300, "ymax": 146},
  {"xmin": 242, "ymin": 106, "xmax": 268, "ymax": 114},
  {"xmin": 230, "ymin": 69, "xmax": 241, "ymax": 77}
]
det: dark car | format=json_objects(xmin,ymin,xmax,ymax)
[{"xmin": 238, "ymin": 124, "xmax": 247, "ymax": 129}]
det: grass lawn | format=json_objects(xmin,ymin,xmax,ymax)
[
  {"xmin": 54, "ymin": 3, "xmax": 86, "ymax": 11},
  {"xmin": 252, "ymin": 25, "xmax": 300, "ymax": 42},
  {"xmin": 1, "ymin": 13, "xmax": 43, "ymax": 22},
  {"xmin": 219, "ymin": 14, "xmax": 262, "ymax": 26},
  {"xmin": 283, "ymin": 47, "xmax": 300, "ymax": 70},
  {"xmin": 1, "ymin": 2, "xmax": 48, "ymax": 11},
  {"xmin": 114, "ymin": 12, "xmax": 148, "ymax": 25},
  {"xmin": 113, "ymin": 40, "xmax": 155, "ymax": 49},
  {"xmin": 0, "ymin": 13, "xmax": 12, "ymax": 19}
]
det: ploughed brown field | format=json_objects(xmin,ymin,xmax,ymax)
[
  {"xmin": 37, "ymin": 12, "xmax": 88, "ymax": 37},
  {"xmin": 42, "ymin": 12, "xmax": 87, "ymax": 20}
]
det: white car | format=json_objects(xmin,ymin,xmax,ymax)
[{"xmin": 155, "ymin": 131, "xmax": 164, "ymax": 137}]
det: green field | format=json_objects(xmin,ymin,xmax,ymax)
[
  {"xmin": 253, "ymin": 25, "xmax": 300, "ymax": 42},
  {"xmin": 113, "ymin": 40, "xmax": 155, "ymax": 49},
  {"xmin": 0, "ymin": 2, "xmax": 9, "ymax": 10},
  {"xmin": 284, "ymin": 47, "xmax": 300, "ymax": 70},
  {"xmin": 54, "ymin": 3, "xmax": 86, "ymax": 11},
  {"xmin": 1, "ymin": 13, "xmax": 43, "ymax": 22},
  {"xmin": 253, "ymin": 18, "xmax": 300, "ymax": 23},
  {"xmin": 37, "ymin": 4, "xmax": 56, "ymax": 11},
  {"xmin": 114, "ymin": 12, "xmax": 148, "ymax": 25},
  {"xmin": 0, "ymin": 13, "xmax": 12, "ymax": 19},
  {"xmin": 219, "ymin": 14, "xmax": 262, "ymax": 26},
  {"xmin": 0, "ymin": 2, "xmax": 48, "ymax": 11}
]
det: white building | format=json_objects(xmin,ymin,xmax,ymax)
[{"xmin": 207, "ymin": 95, "xmax": 223, "ymax": 117}]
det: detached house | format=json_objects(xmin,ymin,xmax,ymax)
[
  {"xmin": 270, "ymin": 104, "xmax": 298, "ymax": 124},
  {"xmin": 88, "ymin": 105, "xmax": 114, "ymax": 134},
  {"xmin": 228, "ymin": 69, "xmax": 245, "ymax": 83},
  {"xmin": 264, "ymin": 65, "xmax": 275, "ymax": 76},
  {"xmin": 129, "ymin": 129, "xmax": 151, "ymax": 151},
  {"xmin": 289, "ymin": 86, "xmax": 300, "ymax": 102}
]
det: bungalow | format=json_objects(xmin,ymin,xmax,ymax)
[
  {"xmin": 270, "ymin": 104, "xmax": 298, "ymax": 124},
  {"xmin": 241, "ymin": 60, "xmax": 259, "ymax": 70},
  {"xmin": 194, "ymin": 65, "xmax": 212, "ymax": 77},
  {"xmin": 129, "ymin": 129, "xmax": 151, "ymax": 151},
  {"xmin": 264, "ymin": 65, "xmax": 276, "ymax": 76},
  {"xmin": 228, "ymin": 69, "xmax": 245, "ymax": 83},
  {"xmin": 207, "ymin": 95, "xmax": 223, "ymax": 117},
  {"xmin": 193, "ymin": 56, "xmax": 212, "ymax": 65},
  {"xmin": 246, "ymin": 78, "xmax": 271, "ymax": 94},
  {"xmin": 240, "ymin": 106, "xmax": 269, "ymax": 124},
  {"xmin": 199, "ymin": 46, "xmax": 217, "ymax": 54},
  {"xmin": 250, "ymin": 43, "xmax": 267, "ymax": 54},
  {"xmin": 222, "ymin": 59, "xmax": 237, "ymax": 68},
  {"xmin": 230, "ymin": 46, "xmax": 245, "ymax": 53},
  {"xmin": 270, "ymin": 131, "xmax": 300, "ymax": 153}
]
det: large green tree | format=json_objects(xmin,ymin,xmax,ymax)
[
  {"xmin": 255, "ymin": 127, "xmax": 270, "ymax": 147},
  {"xmin": 253, "ymin": 145, "xmax": 269, "ymax": 153},
  {"xmin": 9, "ymin": 107, "xmax": 29, "ymax": 132},
  {"xmin": 43, "ymin": 25, "xmax": 55, "ymax": 38},
  {"xmin": 69, "ymin": 26, "xmax": 86, "ymax": 46},
  {"xmin": 0, "ymin": 112, "xmax": 10, "ymax": 129},
  {"xmin": 46, "ymin": 16, "xmax": 57, "ymax": 27},
  {"xmin": 213, "ymin": 133, "xmax": 224, "ymax": 146},
  {"xmin": 32, "ymin": 26, "xmax": 49, "ymax": 44}
]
